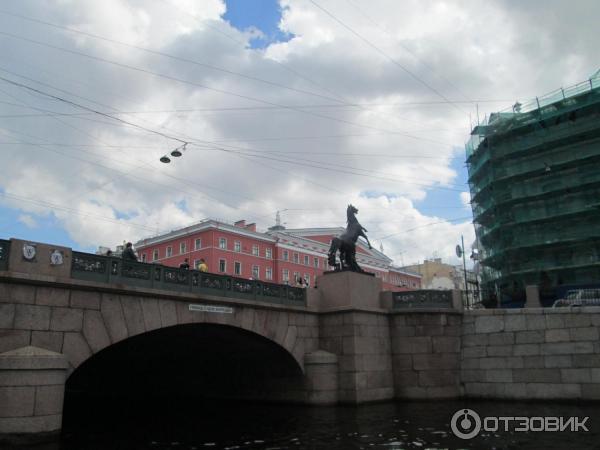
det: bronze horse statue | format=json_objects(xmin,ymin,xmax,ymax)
[{"xmin": 328, "ymin": 205, "xmax": 372, "ymax": 272}]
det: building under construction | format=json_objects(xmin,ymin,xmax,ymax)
[{"xmin": 466, "ymin": 71, "xmax": 600, "ymax": 304}]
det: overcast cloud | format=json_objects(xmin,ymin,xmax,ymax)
[{"xmin": 0, "ymin": 0, "xmax": 597, "ymax": 267}]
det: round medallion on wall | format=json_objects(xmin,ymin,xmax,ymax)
[
  {"xmin": 50, "ymin": 249, "xmax": 64, "ymax": 266},
  {"xmin": 22, "ymin": 243, "xmax": 37, "ymax": 261}
]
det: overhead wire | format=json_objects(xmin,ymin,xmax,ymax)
[
  {"xmin": 308, "ymin": 0, "xmax": 467, "ymax": 114},
  {"xmin": 0, "ymin": 75, "xmax": 468, "ymax": 191},
  {"xmin": 0, "ymin": 28, "xmax": 455, "ymax": 146},
  {"xmin": 0, "ymin": 8, "xmax": 355, "ymax": 107},
  {"xmin": 374, "ymin": 216, "xmax": 473, "ymax": 241},
  {"xmin": 344, "ymin": 0, "xmax": 474, "ymax": 103}
]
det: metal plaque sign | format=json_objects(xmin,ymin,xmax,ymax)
[{"xmin": 189, "ymin": 304, "xmax": 234, "ymax": 314}]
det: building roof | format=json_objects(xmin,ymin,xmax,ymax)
[
  {"xmin": 135, "ymin": 219, "xmax": 276, "ymax": 249},
  {"xmin": 135, "ymin": 220, "xmax": 396, "ymax": 271}
]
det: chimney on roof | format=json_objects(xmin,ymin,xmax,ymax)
[
  {"xmin": 245, "ymin": 223, "xmax": 256, "ymax": 232},
  {"xmin": 234, "ymin": 220, "xmax": 246, "ymax": 228}
]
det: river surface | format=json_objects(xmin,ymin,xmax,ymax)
[{"xmin": 20, "ymin": 397, "xmax": 600, "ymax": 450}]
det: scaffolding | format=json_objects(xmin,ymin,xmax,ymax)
[{"xmin": 466, "ymin": 71, "xmax": 600, "ymax": 302}]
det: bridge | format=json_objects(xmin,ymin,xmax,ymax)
[{"xmin": 2, "ymin": 238, "xmax": 600, "ymax": 444}]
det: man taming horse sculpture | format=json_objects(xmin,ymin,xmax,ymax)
[{"xmin": 327, "ymin": 204, "xmax": 372, "ymax": 272}]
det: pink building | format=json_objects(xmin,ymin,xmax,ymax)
[{"xmin": 134, "ymin": 219, "xmax": 421, "ymax": 291}]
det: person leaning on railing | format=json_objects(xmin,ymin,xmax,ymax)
[
  {"xmin": 122, "ymin": 242, "xmax": 138, "ymax": 261},
  {"xmin": 197, "ymin": 258, "xmax": 208, "ymax": 272}
]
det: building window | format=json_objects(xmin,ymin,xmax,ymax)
[
  {"xmin": 234, "ymin": 261, "xmax": 242, "ymax": 276},
  {"xmin": 219, "ymin": 238, "xmax": 227, "ymax": 250},
  {"xmin": 234, "ymin": 241, "xmax": 241, "ymax": 252},
  {"xmin": 293, "ymin": 272, "xmax": 300, "ymax": 283},
  {"xmin": 252, "ymin": 265, "xmax": 259, "ymax": 279},
  {"xmin": 141, "ymin": 254, "xmax": 147, "ymax": 262},
  {"xmin": 195, "ymin": 238, "xmax": 201, "ymax": 250},
  {"xmin": 283, "ymin": 269, "xmax": 289, "ymax": 282},
  {"xmin": 180, "ymin": 242, "xmax": 186, "ymax": 254},
  {"xmin": 265, "ymin": 248, "xmax": 272, "ymax": 259},
  {"xmin": 283, "ymin": 250, "xmax": 288, "ymax": 261},
  {"xmin": 313, "ymin": 257, "xmax": 319, "ymax": 268},
  {"xmin": 293, "ymin": 253, "xmax": 299, "ymax": 264},
  {"xmin": 266, "ymin": 267, "xmax": 272, "ymax": 280},
  {"xmin": 166, "ymin": 246, "xmax": 173, "ymax": 257},
  {"xmin": 194, "ymin": 259, "xmax": 200, "ymax": 269},
  {"xmin": 304, "ymin": 274, "xmax": 310, "ymax": 286},
  {"xmin": 219, "ymin": 259, "xmax": 226, "ymax": 273},
  {"xmin": 304, "ymin": 255, "xmax": 309, "ymax": 266},
  {"xmin": 252, "ymin": 245, "xmax": 259, "ymax": 256},
  {"xmin": 152, "ymin": 249, "xmax": 159, "ymax": 261}
]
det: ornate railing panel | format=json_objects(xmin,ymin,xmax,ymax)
[
  {"xmin": 261, "ymin": 282, "xmax": 283, "ymax": 299},
  {"xmin": 393, "ymin": 290, "xmax": 453, "ymax": 309},
  {"xmin": 163, "ymin": 267, "xmax": 190, "ymax": 292},
  {"xmin": 229, "ymin": 277, "xmax": 255, "ymax": 299},
  {"xmin": 70, "ymin": 250, "xmax": 306, "ymax": 306},
  {"xmin": 0, "ymin": 239, "xmax": 10, "ymax": 271},
  {"xmin": 198, "ymin": 273, "xmax": 226, "ymax": 292},
  {"xmin": 286, "ymin": 286, "xmax": 307, "ymax": 306},
  {"xmin": 71, "ymin": 252, "xmax": 110, "ymax": 283}
]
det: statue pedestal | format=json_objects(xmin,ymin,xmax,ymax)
[
  {"xmin": 317, "ymin": 271, "xmax": 382, "ymax": 311},
  {"xmin": 316, "ymin": 271, "xmax": 393, "ymax": 403}
]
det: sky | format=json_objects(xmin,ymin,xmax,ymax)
[{"xmin": 0, "ymin": 0, "xmax": 597, "ymax": 268}]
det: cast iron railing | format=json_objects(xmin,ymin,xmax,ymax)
[
  {"xmin": 392, "ymin": 289, "xmax": 453, "ymax": 309},
  {"xmin": 0, "ymin": 239, "xmax": 9, "ymax": 271},
  {"xmin": 71, "ymin": 251, "xmax": 306, "ymax": 307}
]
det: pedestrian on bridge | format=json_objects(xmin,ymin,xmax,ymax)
[{"xmin": 122, "ymin": 242, "xmax": 138, "ymax": 261}]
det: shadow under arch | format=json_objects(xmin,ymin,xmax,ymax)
[{"xmin": 65, "ymin": 323, "xmax": 306, "ymax": 407}]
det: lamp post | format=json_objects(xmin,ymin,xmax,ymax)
[{"xmin": 456, "ymin": 235, "xmax": 470, "ymax": 307}]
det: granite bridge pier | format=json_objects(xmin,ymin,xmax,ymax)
[{"xmin": 2, "ymin": 238, "xmax": 600, "ymax": 443}]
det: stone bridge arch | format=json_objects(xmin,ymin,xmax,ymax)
[{"xmin": 64, "ymin": 291, "xmax": 314, "ymax": 375}]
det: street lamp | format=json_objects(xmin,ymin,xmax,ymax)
[{"xmin": 456, "ymin": 235, "xmax": 470, "ymax": 306}]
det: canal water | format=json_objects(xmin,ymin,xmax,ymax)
[{"xmin": 20, "ymin": 396, "xmax": 600, "ymax": 450}]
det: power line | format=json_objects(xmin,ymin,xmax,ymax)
[
  {"xmin": 191, "ymin": 145, "xmax": 468, "ymax": 189},
  {"xmin": 0, "ymin": 75, "xmax": 187, "ymax": 145},
  {"xmin": 0, "ymin": 30, "xmax": 454, "ymax": 146},
  {"xmin": 374, "ymin": 216, "xmax": 473, "ymax": 241},
  {"xmin": 0, "ymin": 75, "xmax": 467, "ymax": 192},
  {"xmin": 0, "ymin": 72, "xmax": 358, "ymax": 202},
  {"xmin": 344, "ymin": 0, "xmax": 474, "ymax": 103},
  {"xmin": 0, "ymin": 140, "xmax": 458, "ymax": 160},
  {"xmin": 308, "ymin": 0, "xmax": 466, "ymax": 113},
  {"xmin": 164, "ymin": 0, "xmax": 357, "ymax": 106},
  {"xmin": 0, "ymin": 191, "xmax": 158, "ymax": 233},
  {"xmin": 0, "ymin": 8, "xmax": 354, "ymax": 106}
]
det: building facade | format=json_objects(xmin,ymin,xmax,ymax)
[
  {"xmin": 134, "ymin": 219, "xmax": 421, "ymax": 291},
  {"xmin": 466, "ymin": 71, "xmax": 600, "ymax": 299}
]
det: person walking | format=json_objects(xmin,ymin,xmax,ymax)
[
  {"xmin": 122, "ymin": 242, "xmax": 138, "ymax": 261},
  {"xmin": 197, "ymin": 258, "xmax": 208, "ymax": 272},
  {"xmin": 179, "ymin": 258, "xmax": 190, "ymax": 269}
]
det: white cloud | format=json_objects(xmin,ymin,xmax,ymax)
[
  {"xmin": 0, "ymin": 0, "xmax": 596, "ymax": 264},
  {"xmin": 18, "ymin": 214, "xmax": 37, "ymax": 228}
]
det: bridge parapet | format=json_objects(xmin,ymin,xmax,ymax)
[
  {"xmin": 71, "ymin": 251, "xmax": 306, "ymax": 307},
  {"xmin": 0, "ymin": 239, "xmax": 9, "ymax": 271},
  {"xmin": 0, "ymin": 239, "xmax": 305, "ymax": 308}
]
